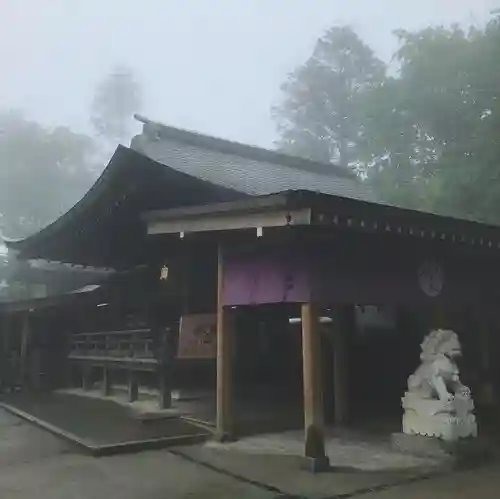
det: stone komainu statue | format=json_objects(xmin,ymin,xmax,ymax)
[{"xmin": 402, "ymin": 329, "xmax": 477, "ymax": 441}]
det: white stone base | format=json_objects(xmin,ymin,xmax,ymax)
[
  {"xmin": 402, "ymin": 411, "xmax": 477, "ymax": 441},
  {"xmin": 401, "ymin": 392, "xmax": 477, "ymax": 441}
]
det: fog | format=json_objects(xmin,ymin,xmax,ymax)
[
  {"xmin": 1, "ymin": 0, "xmax": 500, "ymax": 247},
  {"xmin": 1, "ymin": 0, "xmax": 497, "ymax": 147}
]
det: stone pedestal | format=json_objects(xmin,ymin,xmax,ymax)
[{"xmin": 402, "ymin": 392, "xmax": 477, "ymax": 441}]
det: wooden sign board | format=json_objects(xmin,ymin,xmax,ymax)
[{"xmin": 177, "ymin": 313, "xmax": 217, "ymax": 359}]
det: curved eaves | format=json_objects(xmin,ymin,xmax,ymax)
[
  {"xmin": 3, "ymin": 145, "xmax": 136, "ymax": 254},
  {"xmin": 3, "ymin": 145, "xmax": 247, "ymax": 265}
]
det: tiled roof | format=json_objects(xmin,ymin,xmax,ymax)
[{"xmin": 131, "ymin": 115, "xmax": 375, "ymax": 202}]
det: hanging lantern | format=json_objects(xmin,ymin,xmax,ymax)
[{"xmin": 159, "ymin": 265, "xmax": 169, "ymax": 281}]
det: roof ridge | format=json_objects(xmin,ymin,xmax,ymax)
[{"xmin": 134, "ymin": 114, "xmax": 357, "ymax": 180}]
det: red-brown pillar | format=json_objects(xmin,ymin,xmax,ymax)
[
  {"xmin": 301, "ymin": 302, "xmax": 329, "ymax": 472},
  {"xmin": 216, "ymin": 245, "xmax": 234, "ymax": 441}
]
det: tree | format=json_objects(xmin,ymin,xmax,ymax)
[
  {"xmin": 0, "ymin": 110, "xmax": 98, "ymax": 237},
  {"xmin": 273, "ymin": 15, "xmax": 500, "ymax": 225},
  {"xmin": 363, "ymin": 14, "xmax": 500, "ymax": 224},
  {"xmin": 273, "ymin": 26, "xmax": 386, "ymax": 169},
  {"xmin": 91, "ymin": 65, "xmax": 142, "ymax": 145}
]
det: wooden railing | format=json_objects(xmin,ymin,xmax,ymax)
[
  {"xmin": 67, "ymin": 327, "xmax": 175, "ymax": 408},
  {"xmin": 68, "ymin": 329, "xmax": 157, "ymax": 364}
]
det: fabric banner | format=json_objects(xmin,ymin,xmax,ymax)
[{"xmin": 177, "ymin": 313, "xmax": 217, "ymax": 359}]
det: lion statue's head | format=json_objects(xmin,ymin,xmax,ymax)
[{"xmin": 420, "ymin": 329, "xmax": 461, "ymax": 362}]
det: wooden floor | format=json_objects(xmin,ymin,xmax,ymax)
[{"xmin": 0, "ymin": 392, "xmax": 210, "ymax": 452}]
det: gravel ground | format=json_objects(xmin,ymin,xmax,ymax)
[{"xmin": 205, "ymin": 428, "xmax": 443, "ymax": 471}]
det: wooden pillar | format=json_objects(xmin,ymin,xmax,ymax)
[
  {"xmin": 301, "ymin": 302, "xmax": 329, "ymax": 472},
  {"xmin": 82, "ymin": 365, "xmax": 93, "ymax": 391},
  {"xmin": 332, "ymin": 306, "xmax": 351, "ymax": 425},
  {"xmin": 158, "ymin": 365, "xmax": 172, "ymax": 409},
  {"xmin": 102, "ymin": 367, "xmax": 111, "ymax": 396},
  {"xmin": 19, "ymin": 313, "xmax": 31, "ymax": 391},
  {"xmin": 0, "ymin": 314, "xmax": 8, "ymax": 393},
  {"xmin": 157, "ymin": 327, "xmax": 174, "ymax": 410},
  {"xmin": 128, "ymin": 370, "xmax": 139, "ymax": 402},
  {"xmin": 216, "ymin": 245, "xmax": 234, "ymax": 441},
  {"xmin": 65, "ymin": 359, "xmax": 74, "ymax": 390}
]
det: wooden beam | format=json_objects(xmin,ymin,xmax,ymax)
[
  {"xmin": 147, "ymin": 208, "xmax": 311, "ymax": 236},
  {"xmin": 216, "ymin": 245, "xmax": 234, "ymax": 441},
  {"xmin": 301, "ymin": 302, "xmax": 330, "ymax": 472}
]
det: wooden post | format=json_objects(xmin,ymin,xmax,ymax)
[
  {"xmin": 301, "ymin": 302, "xmax": 329, "ymax": 472},
  {"xmin": 158, "ymin": 366, "xmax": 172, "ymax": 409},
  {"xmin": 19, "ymin": 313, "xmax": 31, "ymax": 391},
  {"xmin": 102, "ymin": 367, "xmax": 111, "ymax": 396},
  {"xmin": 65, "ymin": 358, "xmax": 74, "ymax": 390},
  {"xmin": 332, "ymin": 306, "xmax": 351, "ymax": 425},
  {"xmin": 82, "ymin": 365, "xmax": 93, "ymax": 391},
  {"xmin": 157, "ymin": 327, "xmax": 174, "ymax": 410},
  {"xmin": 0, "ymin": 314, "xmax": 7, "ymax": 393},
  {"xmin": 216, "ymin": 245, "xmax": 234, "ymax": 441},
  {"xmin": 128, "ymin": 370, "xmax": 139, "ymax": 402}
]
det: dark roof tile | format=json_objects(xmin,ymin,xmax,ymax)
[{"xmin": 131, "ymin": 115, "xmax": 375, "ymax": 202}]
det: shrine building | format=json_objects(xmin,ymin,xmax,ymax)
[{"xmin": 1, "ymin": 115, "xmax": 499, "ymax": 466}]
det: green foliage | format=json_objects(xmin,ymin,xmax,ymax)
[
  {"xmin": 91, "ymin": 65, "xmax": 142, "ymax": 144},
  {"xmin": 0, "ymin": 110, "xmax": 98, "ymax": 237},
  {"xmin": 274, "ymin": 14, "xmax": 500, "ymax": 225},
  {"xmin": 374, "ymin": 16, "xmax": 500, "ymax": 223},
  {"xmin": 273, "ymin": 26, "xmax": 386, "ymax": 168}
]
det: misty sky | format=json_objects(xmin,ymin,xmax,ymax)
[{"xmin": 1, "ymin": 0, "xmax": 499, "ymax": 148}]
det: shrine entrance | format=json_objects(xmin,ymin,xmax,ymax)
[
  {"xmin": 143, "ymin": 192, "xmax": 500, "ymax": 469},
  {"xmin": 231, "ymin": 304, "xmax": 304, "ymax": 435},
  {"xmin": 5, "ymin": 185, "xmax": 500, "ymax": 468}
]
